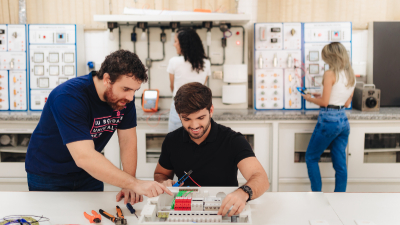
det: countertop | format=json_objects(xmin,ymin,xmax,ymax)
[
  {"xmin": 2, "ymin": 108, "xmax": 400, "ymax": 122},
  {"xmin": 1, "ymin": 191, "xmax": 399, "ymax": 225}
]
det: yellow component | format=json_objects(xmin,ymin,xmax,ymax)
[
  {"xmin": 288, "ymin": 74, "xmax": 292, "ymax": 82},
  {"xmin": 274, "ymin": 73, "xmax": 277, "ymax": 77},
  {"xmin": 14, "ymin": 101, "xmax": 17, "ymax": 108},
  {"xmin": 291, "ymin": 28, "xmax": 296, "ymax": 36},
  {"xmin": 289, "ymin": 87, "xmax": 292, "ymax": 94},
  {"xmin": 289, "ymin": 100, "xmax": 292, "ymax": 106},
  {"xmin": 14, "ymin": 89, "xmax": 17, "ymax": 95},
  {"xmin": 13, "ymin": 77, "xmax": 16, "ymax": 83}
]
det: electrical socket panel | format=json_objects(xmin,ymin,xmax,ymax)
[
  {"xmin": 28, "ymin": 24, "xmax": 84, "ymax": 111},
  {"xmin": 283, "ymin": 23, "xmax": 302, "ymax": 50},
  {"xmin": 304, "ymin": 22, "xmax": 351, "ymax": 43},
  {"xmin": 0, "ymin": 70, "xmax": 9, "ymax": 110},
  {"xmin": 255, "ymin": 23, "xmax": 283, "ymax": 50},
  {"xmin": 0, "ymin": 24, "xmax": 27, "ymax": 111},
  {"xmin": 9, "ymin": 71, "xmax": 27, "ymax": 110},
  {"xmin": 284, "ymin": 68, "xmax": 302, "ymax": 109},
  {"xmin": 255, "ymin": 69, "xmax": 284, "ymax": 109}
]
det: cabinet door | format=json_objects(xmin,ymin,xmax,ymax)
[
  {"xmin": 279, "ymin": 123, "xmax": 343, "ymax": 178},
  {"xmin": 348, "ymin": 124, "xmax": 400, "ymax": 178},
  {"xmin": 224, "ymin": 123, "xmax": 270, "ymax": 182}
]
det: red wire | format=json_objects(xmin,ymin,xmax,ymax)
[{"xmin": 189, "ymin": 176, "xmax": 201, "ymax": 187}]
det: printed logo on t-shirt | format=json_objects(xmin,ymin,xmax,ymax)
[{"xmin": 90, "ymin": 110, "xmax": 124, "ymax": 138}]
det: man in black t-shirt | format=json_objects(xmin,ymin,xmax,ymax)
[{"xmin": 154, "ymin": 82, "xmax": 270, "ymax": 217}]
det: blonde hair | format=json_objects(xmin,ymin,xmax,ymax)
[{"xmin": 321, "ymin": 42, "xmax": 355, "ymax": 87}]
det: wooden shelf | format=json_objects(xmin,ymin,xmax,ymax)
[{"xmin": 93, "ymin": 14, "xmax": 251, "ymax": 24}]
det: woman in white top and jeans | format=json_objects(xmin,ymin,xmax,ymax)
[
  {"xmin": 167, "ymin": 28, "xmax": 211, "ymax": 132},
  {"xmin": 302, "ymin": 42, "xmax": 356, "ymax": 192}
]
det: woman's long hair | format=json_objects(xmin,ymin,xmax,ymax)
[
  {"xmin": 177, "ymin": 28, "xmax": 207, "ymax": 73},
  {"xmin": 321, "ymin": 42, "xmax": 355, "ymax": 87}
]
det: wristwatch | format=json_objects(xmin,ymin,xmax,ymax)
[{"xmin": 238, "ymin": 185, "xmax": 253, "ymax": 202}]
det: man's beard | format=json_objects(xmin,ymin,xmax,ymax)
[
  {"xmin": 103, "ymin": 86, "xmax": 130, "ymax": 111},
  {"xmin": 184, "ymin": 117, "xmax": 212, "ymax": 139}
]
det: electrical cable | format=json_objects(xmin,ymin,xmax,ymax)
[
  {"xmin": 1, "ymin": 215, "xmax": 50, "ymax": 225},
  {"xmin": 188, "ymin": 176, "xmax": 201, "ymax": 187},
  {"xmin": 145, "ymin": 109, "xmax": 169, "ymax": 128},
  {"xmin": 223, "ymin": 30, "xmax": 232, "ymax": 38}
]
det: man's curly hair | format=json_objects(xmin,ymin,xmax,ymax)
[
  {"xmin": 97, "ymin": 50, "xmax": 148, "ymax": 84},
  {"xmin": 177, "ymin": 28, "xmax": 207, "ymax": 73}
]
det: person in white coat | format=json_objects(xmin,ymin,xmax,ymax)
[{"xmin": 167, "ymin": 28, "xmax": 211, "ymax": 132}]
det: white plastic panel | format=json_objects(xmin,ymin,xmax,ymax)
[
  {"xmin": 255, "ymin": 50, "xmax": 301, "ymax": 69},
  {"xmin": 29, "ymin": 45, "xmax": 76, "ymax": 89},
  {"xmin": 9, "ymin": 71, "xmax": 27, "ymax": 110},
  {"xmin": 284, "ymin": 68, "xmax": 302, "ymax": 109},
  {"xmin": 223, "ymin": 64, "xmax": 247, "ymax": 83},
  {"xmin": 304, "ymin": 22, "xmax": 352, "ymax": 43},
  {"xmin": 0, "ymin": 25, "xmax": 7, "ymax": 51},
  {"xmin": 255, "ymin": 23, "xmax": 283, "ymax": 50},
  {"xmin": 0, "ymin": 52, "xmax": 26, "ymax": 70},
  {"xmin": 30, "ymin": 90, "xmax": 51, "ymax": 110},
  {"xmin": 28, "ymin": 25, "xmax": 76, "ymax": 44},
  {"xmin": 222, "ymin": 85, "xmax": 247, "ymax": 104},
  {"xmin": 0, "ymin": 70, "xmax": 9, "ymax": 110},
  {"xmin": 255, "ymin": 68, "xmax": 284, "ymax": 109},
  {"xmin": 7, "ymin": 25, "xmax": 26, "ymax": 52},
  {"xmin": 283, "ymin": 23, "xmax": 302, "ymax": 50}
]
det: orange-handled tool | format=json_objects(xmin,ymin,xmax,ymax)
[
  {"xmin": 99, "ymin": 209, "xmax": 116, "ymax": 222},
  {"xmin": 84, "ymin": 210, "xmax": 102, "ymax": 223},
  {"xmin": 116, "ymin": 206, "xmax": 124, "ymax": 219}
]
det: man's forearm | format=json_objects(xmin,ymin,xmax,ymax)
[
  {"xmin": 243, "ymin": 172, "xmax": 269, "ymax": 199},
  {"xmin": 77, "ymin": 150, "xmax": 137, "ymax": 189},
  {"xmin": 154, "ymin": 173, "xmax": 171, "ymax": 183},
  {"xmin": 121, "ymin": 147, "xmax": 137, "ymax": 177}
]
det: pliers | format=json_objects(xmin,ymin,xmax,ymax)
[
  {"xmin": 99, "ymin": 206, "xmax": 127, "ymax": 225},
  {"xmin": 84, "ymin": 210, "xmax": 102, "ymax": 223}
]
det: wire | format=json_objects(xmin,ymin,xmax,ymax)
[
  {"xmin": 1, "ymin": 215, "xmax": 50, "ymax": 225},
  {"xmin": 145, "ymin": 109, "xmax": 169, "ymax": 128},
  {"xmin": 188, "ymin": 176, "xmax": 201, "ymax": 187}
]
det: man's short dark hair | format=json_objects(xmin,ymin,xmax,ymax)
[
  {"xmin": 97, "ymin": 50, "xmax": 148, "ymax": 83},
  {"xmin": 174, "ymin": 82, "xmax": 212, "ymax": 116}
]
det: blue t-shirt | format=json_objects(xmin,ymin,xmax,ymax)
[{"xmin": 25, "ymin": 72, "xmax": 137, "ymax": 175}]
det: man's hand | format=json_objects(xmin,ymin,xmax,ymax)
[
  {"xmin": 116, "ymin": 188, "xmax": 143, "ymax": 205},
  {"xmin": 132, "ymin": 180, "xmax": 173, "ymax": 197},
  {"xmin": 161, "ymin": 179, "xmax": 176, "ymax": 187},
  {"xmin": 218, "ymin": 189, "xmax": 249, "ymax": 216}
]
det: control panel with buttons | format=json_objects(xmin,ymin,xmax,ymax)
[
  {"xmin": 28, "ymin": 24, "xmax": 84, "ymax": 111},
  {"xmin": 0, "ymin": 24, "xmax": 27, "ymax": 111}
]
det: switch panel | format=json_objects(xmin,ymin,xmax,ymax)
[
  {"xmin": 304, "ymin": 22, "xmax": 351, "ymax": 43},
  {"xmin": 0, "ymin": 25, "xmax": 7, "ymax": 52},
  {"xmin": 283, "ymin": 23, "xmax": 302, "ymax": 50},
  {"xmin": 255, "ymin": 50, "xmax": 301, "ymax": 69},
  {"xmin": 29, "ymin": 25, "xmax": 76, "ymax": 44},
  {"xmin": 30, "ymin": 90, "xmax": 51, "ymax": 110},
  {"xmin": 7, "ymin": 25, "xmax": 26, "ymax": 51},
  {"xmin": 255, "ymin": 23, "xmax": 283, "ymax": 50},
  {"xmin": 0, "ymin": 24, "xmax": 27, "ymax": 111}
]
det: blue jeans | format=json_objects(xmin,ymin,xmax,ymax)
[
  {"xmin": 305, "ymin": 108, "xmax": 350, "ymax": 192},
  {"xmin": 27, "ymin": 170, "xmax": 104, "ymax": 191},
  {"xmin": 168, "ymin": 100, "xmax": 182, "ymax": 132}
]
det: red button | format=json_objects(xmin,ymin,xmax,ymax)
[{"xmin": 43, "ymin": 36, "xmax": 46, "ymax": 38}]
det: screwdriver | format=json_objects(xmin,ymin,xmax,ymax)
[{"xmin": 126, "ymin": 203, "xmax": 138, "ymax": 218}]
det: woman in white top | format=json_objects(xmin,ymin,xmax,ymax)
[
  {"xmin": 302, "ymin": 42, "xmax": 356, "ymax": 192},
  {"xmin": 167, "ymin": 28, "xmax": 211, "ymax": 132}
]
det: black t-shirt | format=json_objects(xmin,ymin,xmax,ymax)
[{"xmin": 158, "ymin": 119, "xmax": 255, "ymax": 187}]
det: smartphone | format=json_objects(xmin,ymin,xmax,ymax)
[{"xmin": 297, "ymin": 87, "xmax": 307, "ymax": 95}]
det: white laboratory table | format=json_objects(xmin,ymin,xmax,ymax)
[
  {"xmin": 0, "ymin": 191, "xmax": 345, "ymax": 225},
  {"xmin": 325, "ymin": 193, "xmax": 400, "ymax": 225}
]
